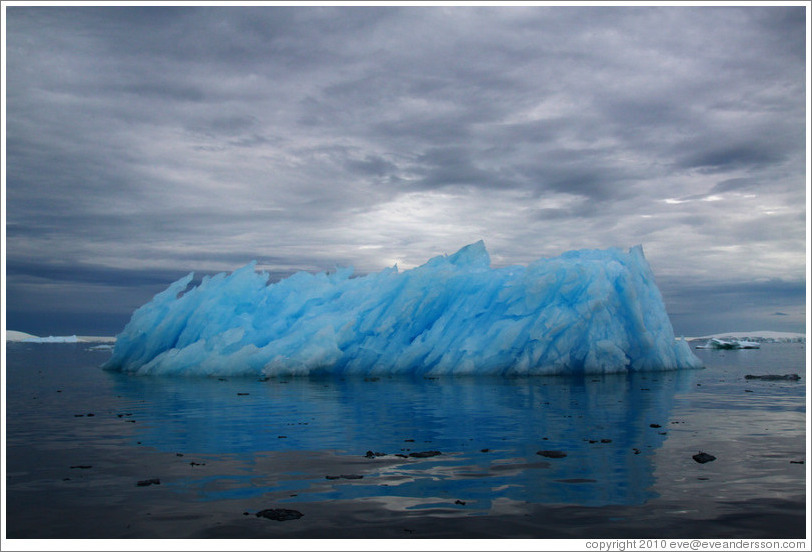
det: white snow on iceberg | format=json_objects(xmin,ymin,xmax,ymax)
[{"xmin": 103, "ymin": 241, "xmax": 702, "ymax": 376}]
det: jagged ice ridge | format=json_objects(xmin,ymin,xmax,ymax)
[{"xmin": 103, "ymin": 241, "xmax": 702, "ymax": 376}]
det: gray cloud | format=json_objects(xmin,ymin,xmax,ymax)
[{"xmin": 4, "ymin": 5, "xmax": 807, "ymax": 337}]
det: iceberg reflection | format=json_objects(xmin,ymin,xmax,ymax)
[{"xmin": 108, "ymin": 369, "xmax": 696, "ymax": 508}]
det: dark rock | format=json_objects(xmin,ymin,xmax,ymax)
[
  {"xmin": 70, "ymin": 465, "xmax": 92, "ymax": 469},
  {"xmin": 189, "ymin": 462, "xmax": 205, "ymax": 466},
  {"xmin": 326, "ymin": 474, "xmax": 364, "ymax": 480},
  {"xmin": 537, "ymin": 450, "xmax": 567, "ymax": 459},
  {"xmin": 394, "ymin": 454, "xmax": 408, "ymax": 458},
  {"xmin": 480, "ymin": 448, "xmax": 490, "ymax": 453},
  {"xmin": 790, "ymin": 460, "xmax": 804, "ymax": 464},
  {"xmin": 237, "ymin": 392, "xmax": 249, "ymax": 396},
  {"xmin": 255, "ymin": 508, "xmax": 303, "ymax": 521},
  {"xmin": 600, "ymin": 439, "xmax": 612, "ymax": 443},
  {"xmin": 404, "ymin": 439, "xmax": 415, "ymax": 442},
  {"xmin": 176, "ymin": 453, "xmax": 184, "ymax": 457},
  {"xmin": 365, "ymin": 450, "xmax": 386, "ymax": 458},
  {"xmin": 136, "ymin": 478, "xmax": 160, "ymax": 487},
  {"xmin": 649, "ymin": 424, "xmax": 661, "ymax": 428},
  {"xmin": 409, "ymin": 451, "xmax": 441, "ymax": 458},
  {"xmin": 745, "ymin": 374, "xmax": 801, "ymax": 381},
  {"xmin": 692, "ymin": 452, "xmax": 716, "ymax": 464},
  {"xmin": 632, "ymin": 448, "xmax": 641, "ymax": 454},
  {"xmin": 455, "ymin": 500, "xmax": 466, "ymax": 505}
]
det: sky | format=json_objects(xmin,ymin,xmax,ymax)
[{"xmin": 2, "ymin": 3, "xmax": 809, "ymax": 338}]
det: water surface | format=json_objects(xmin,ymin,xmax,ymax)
[{"xmin": 4, "ymin": 341, "xmax": 806, "ymax": 538}]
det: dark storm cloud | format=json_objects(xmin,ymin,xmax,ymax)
[{"xmin": 3, "ymin": 4, "xmax": 807, "ymax": 336}]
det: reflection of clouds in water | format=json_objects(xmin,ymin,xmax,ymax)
[{"xmin": 109, "ymin": 370, "xmax": 699, "ymax": 507}]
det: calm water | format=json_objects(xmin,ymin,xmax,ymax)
[{"xmin": 4, "ymin": 341, "xmax": 807, "ymax": 539}]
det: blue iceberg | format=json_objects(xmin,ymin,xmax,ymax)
[{"xmin": 103, "ymin": 241, "xmax": 702, "ymax": 376}]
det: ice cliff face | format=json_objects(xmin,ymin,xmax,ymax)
[{"xmin": 103, "ymin": 241, "xmax": 702, "ymax": 376}]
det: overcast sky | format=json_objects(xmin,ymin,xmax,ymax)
[{"xmin": 3, "ymin": 4, "xmax": 808, "ymax": 338}]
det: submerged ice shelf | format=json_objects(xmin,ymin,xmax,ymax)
[{"xmin": 103, "ymin": 241, "xmax": 702, "ymax": 376}]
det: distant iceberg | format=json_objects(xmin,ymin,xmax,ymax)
[
  {"xmin": 103, "ymin": 241, "xmax": 702, "ymax": 376},
  {"xmin": 696, "ymin": 338, "xmax": 760, "ymax": 350}
]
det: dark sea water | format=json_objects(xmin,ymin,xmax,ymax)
[{"xmin": 4, "ymin": 341, "xmax": 807, "ymax": 540}]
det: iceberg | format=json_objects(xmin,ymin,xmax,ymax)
[
  {"xmin": 696, "ymin": 338, "xmax": 760, "ymax": 350},
  {"xmin": 103, "ymin": 241, "xmax": 702, "ymax": 376}
]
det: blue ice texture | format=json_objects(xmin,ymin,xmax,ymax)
[{"xmin": 103, "ymin": 241, "xmax": 702, "ymax": 376}]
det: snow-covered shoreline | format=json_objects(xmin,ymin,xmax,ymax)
[
  {"xmin": 686, "ymin": 331, "xmax": 805, "ymax": 343},
  {"xmin": 6, "ymin": 330, "xmax": 116, "ymax": 343}
]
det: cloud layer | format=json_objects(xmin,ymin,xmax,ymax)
[{"xmin": 4, "ymin": 5, "xmax": 807, "ymax": 336}]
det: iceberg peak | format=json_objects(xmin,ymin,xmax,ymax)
[{"xmin": 446, "ymin": 239, "xmax": 490, "ymax": 268}]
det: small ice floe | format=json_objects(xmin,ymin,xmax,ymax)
[{"xmin": 88, "ymin": 344, "xmax": 115, "ymax": 351}]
